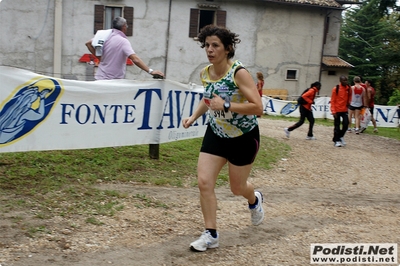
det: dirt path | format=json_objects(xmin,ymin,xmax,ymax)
[{"xmin": 1, "ymin": 118, "xmax": 399, "ymax": 266}]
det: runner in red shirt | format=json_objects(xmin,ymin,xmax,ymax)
[
  {"xmin": 365, "ymin": 80, "xmax": 378, "ymax": 133},
  {"xmin": 330, "ymin": 76, "xmax": 351, "ymax": 147},
  {"xmin": 284, "ymin": 82, "xmax": 321, "ymax": 140}
]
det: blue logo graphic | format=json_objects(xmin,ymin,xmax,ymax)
[
  {"xmin": 280, "ymin": 102, "xmax": 298, "ymax": 115},
  {"xmin": 0, "ymin": 78, "xmax": 63, "ymax": 145}
]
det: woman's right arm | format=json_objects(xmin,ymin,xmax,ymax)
[
  {"xmin": 183, "ymin": 99, "xmax": 208, "ymax": 129},
  {"xmin": 183, "ymin": 70, "xmax": 209, "ymax": 128}
]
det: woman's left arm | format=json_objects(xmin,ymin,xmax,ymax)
[
  {"xmin": 231, "ymin": 69, "xmax": 263, "ymax": 116},
  {"xmin": 363, "ymin": 87, "xmax": 368, "ymax": 107}
]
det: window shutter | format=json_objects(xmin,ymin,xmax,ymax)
[
  {"xmin": 124, "ymin": 6, "xmax": 134, "ymax": 36},
  {"xmin": 216, "ymin": 10, "xmax": 226, "ymax": 28},
  {"xmin": 94, "ymin": 5, "xmax": 104, "ymax": 34},
  {"xmin": 189, "ymin": 8, "xmax": 199, "ymax": 38}
]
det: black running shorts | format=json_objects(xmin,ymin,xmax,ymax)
[
  {"xmin": 200, "ymin": 125, "xmax": 260, "ymax": 166},
  {"xmin": 369, "ymin": 107, "xmax": 374, "ymax": 115},
  {"xmin": 349, "ymin": 105, "xmax": 363, "ymax": 111}
]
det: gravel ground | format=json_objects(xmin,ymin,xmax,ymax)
[{"xmin": 0, "ymin": 118, "xmax": 399, "ymax": 266}]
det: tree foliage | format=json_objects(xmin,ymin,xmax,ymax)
[
  {"xmin": 387, "ymin": 89, "xmax": 400, "ymax": 106},
  {"xmin": 339, "ymin": 0, "xmax": 400, "ymax": 104}
]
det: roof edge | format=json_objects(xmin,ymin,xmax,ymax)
[
  {"xmin": 257, "ymin": 0, "xmax": 343, "ymax": 9},
  {"xmin": 322, "ymin": 56, "xmax": 354, "ymax": 68}
]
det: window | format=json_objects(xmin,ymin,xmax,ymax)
[
  {"xmin": 94, "ymin": 5, "xmax": 133, "ymax": 36},
  {"xmin": 286, "ymin": 70, "xmax": 298, "ymax": 80},
  {"xmin": 105, "ymin": 7, "xmax": 122, "ymax": 29},
  {"xmin": 199, "ymin": 10, "xmax": 215, "ymax": 31},
  {"xmin": 189, "ymin": 8, "xmax": 226, "ymax": 38},
  {"xmin": 328, "ymin": 70, "xmax": 336, "ymax": 75}
]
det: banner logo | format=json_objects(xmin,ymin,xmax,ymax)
[
  {"xmin": 280, "ymin": 102, "xmax": 298, "ymax": 115},
  {"xmin": 0, "ymin": 78, "xmax": 63, "ymax": 145}
]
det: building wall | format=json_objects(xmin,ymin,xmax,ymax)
[
  {"xmin": 318, "ymin": 9, "xmax": 348, "ymax": 96},
  {"xmin": 323, "ymin": 9, "xmax": 342, "ymax": 56},
  {"xmin": 0, "ymin": 0, "xmax": 56, "ymax": 76},
  {"xmin": 0, "ymin": 0, "xmax": 345, "ymax": 97},
  {"xmin": 320, "ymin": 68, "xmax": 349, "ymax": 96},
  {"xmin": 254, "ymin": 4, "xmax": 327, "ymax": 96}
]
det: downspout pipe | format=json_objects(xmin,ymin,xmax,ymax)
[
  {"xmin": 53, "ymin": 0, "xmax": 62, "ymax": 78},
  {"xmin": 320, "ymin": 9, "xmax": 330, "ymax": 120},
  {"xmin": 149, "ymin": 0, "xmax": 172, "ymax": 159},
  {"xmin": 164, "ymin": 0, "xmax": 172, "ymax": 77},
  {"xmin": 319, "ymin": 9, "xmax": 328, "ymax": 84}
]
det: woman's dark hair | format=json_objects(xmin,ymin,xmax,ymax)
[
  {"xmin": 197, "ymin": 25, "xmax": 241, "ymax": 59},
  {"xmin": 311, "ymin": 81, "xmax": 321, "ymax": 89}
]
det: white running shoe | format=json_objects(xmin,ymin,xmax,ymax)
[
  {"xmin": 284, "ymin": 128, "xmax": 290, "ymax": 138},
  {"xmin": 249, "ymin": 191, "xmax": 264, "ymax": 226},
  {"xmin": 340, "ymin": 137, "xmax": 346, "ymax": 146},
  {"xmin": 334, "ymin": 141, "xmax": 342, "ymax": 147},
  {"xmin": 190, "ymin": 230, "xmax": 219, "ymax": 252},
  {"xmin": 306, "ymin": 136, "xmax": 316, "ymax": 140}
]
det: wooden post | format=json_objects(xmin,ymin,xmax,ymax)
[{"xmin": 149, "ymin": 144, "xmax": 159, "ymax": 159}]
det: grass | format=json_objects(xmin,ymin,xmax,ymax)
[
  {"xmin": 1, "ymin": 115, "xmax": 397, "ymax": 234},
  {"xmin": 363, "ymin": 126, "xmax": 400, "ymax": 140},
  {"xmin": 0, "ymin": 131, "xmax": 290, "ymax": 228}
]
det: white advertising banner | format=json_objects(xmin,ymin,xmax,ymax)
[
  {"xmin": 262, "ymin": 96, "xmax": 400, "ymax": 128},
  {"xmin": 0, "ymin": 66, "xmax": 207, "ymax": 153},
  {"xmin": 1, "ymin": 66, "xmax": 399, "ymax": 153}
]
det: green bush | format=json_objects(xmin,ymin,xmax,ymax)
[{"xmin": 387, "ymin": 89, "xmax": 400, "ymax": 106}]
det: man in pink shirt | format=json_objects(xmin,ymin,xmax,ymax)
[{"xmin": 86, "ymin": 17, "xmax": 164, "ymax": 80}]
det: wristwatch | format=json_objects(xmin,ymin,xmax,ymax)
[
  {"xmin": 148, "ymin": 68, "xmax": 154, "ymax": 74},
  {"xmin": 223, "ymin": 101, "xmax": 231, "ymax": 112}
]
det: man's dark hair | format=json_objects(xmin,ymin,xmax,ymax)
[{"xmin": 365, "ymin": 80, "xmax": 373, "ymax": 87}]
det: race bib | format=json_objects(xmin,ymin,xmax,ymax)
[
  {"xmin": 204, "ymin": 95, "xmax": 232, "ymax": 119},
  {"xmin": 209, "ymin": 109, "xmax": 233, "ymax": 119}
]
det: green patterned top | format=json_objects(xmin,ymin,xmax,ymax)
[{"xmin": 201, "ymin": 60, "xmax": 258, "ymax": 138}]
